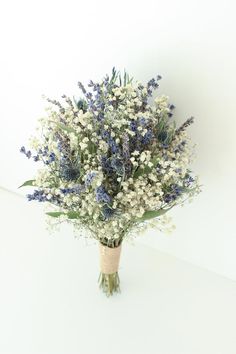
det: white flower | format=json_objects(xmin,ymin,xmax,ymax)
[
  {"xmin": 79, "ymin": 142, "xmax": 87, "ymax": 150},
  {"xmin": 140, "ymin": 152, "xmax": 146, "ymax": 162},
  {"xmin": 130, "ymin": 157, "xmax": 136, "ymax": 164}
]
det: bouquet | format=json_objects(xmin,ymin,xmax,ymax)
[{"xmin": 20, "ymin": 68, "xmax": 200, "ymax": 296}]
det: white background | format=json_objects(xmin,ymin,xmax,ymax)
[
  {"xmin": 1, "ymin": 0, "xmax": 236, "ymax": 281},
  {"xmin": 1, "ymin": 189, "xmax": 236, "ymax": 354}
]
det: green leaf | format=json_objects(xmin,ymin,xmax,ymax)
[
  {"xmin": 133, "ymin": 165, "xmax": 152, "ymax": 179},
  {"xmin": 87, "ymin": 141, "xmax": 97, "ymax": 154},
  {"xmin": 46, "ymin": 212, "xmax": 64, "ymax": 218},
  {"xmin": 133, "ymin": 156, "xmax": 159, "ymax": 179},
  {"xmin": 46, "ymin": 211, "xmax": 81, "ymax": 219},
  {"xmin": 18, "ymin": 180, "xmax": 35, "ymax": 188},
  {"xmin": 67, "ymin": 211, "xmax": 81, "ymax": 219},
  {"xmin": 136, "ymin": 207, "xmax": 173, "ymax": 223},
  {"xmin": 57, "ymin": 123, "xmax": 77, "ymax": 135}
]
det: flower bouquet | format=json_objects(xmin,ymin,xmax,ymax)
[{"xmin": 20, "ymin": 68, "xmax": 200, "ymax": 296}]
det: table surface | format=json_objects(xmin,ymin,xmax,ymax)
[{"xmin": 0, "ymin": 188, "xmax": 236, "ymax": 354}]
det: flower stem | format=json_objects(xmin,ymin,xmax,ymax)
[{"xmin": 98, "ymin": 272, "xmax": 120, "ymax": 296}]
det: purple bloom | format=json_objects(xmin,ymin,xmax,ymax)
[
  {"xmin": 20, "ymin": 146, "xmax": 26, "ymax": 154},
  {"xmin": 174, "ymin": 141, "xmax": 186, "ymax": 153},
  {"xmin": 27, "ymin": 190, "xmax": 47, "ymax": 202},
  {"xmin": 95, "ymin": 186, "xmax": 111, "ymax": 204},
  {"xmin": 78, "ymin": 81, "xmax": 86, "ymax": 94},
  {"xmin": 147, "ymin": 75, "xmax": 162, "ymax": 96},
  {"xmin": 109, "ymin": 138, "xmax": 119, "ymax": 153},
  {"xmin": 142, "ymin": 129, "xmax": 154, "ymax": 145},
  {"xmin": 130, "ymin": 121, "xmax": 137, "ymax": 132},
  {"xmin": 86, "ymin": 92, "xmax": 93, "ymax": 100},
  {"xmin": 27, "ymin": 189, "xmax": 62, "ymax": 205},
  {"xmin": 101, "ymin": 156, "xmax": 113, "ymax": 176},
  {"xmin": 100, "ymin": 128, "xmax": 119, "ymax": 153},
  {"xmin": 85, "ymin": 172, "xmax": 96, "ymax": 187},
  {"xmin": 163, "ymin": 184, "xmax": 184, "ymax": 203},
  {"xmin": 184, "ymin": 174, "xmax": 195, "ymax": 187},
  {"xmin": 60, "ymin": 184, "xmax": 84, "ymax": 195},
  {"xmin": 47, "ymin": 152, "xmax": 56, "ymax": 164},
  {"xmin": 20, "ymin": 146, "xmax": 32, "ymax": 159},
  {"xmin": 110, "ymin": 158, "xmax": 124, "ymax": 175},
  {"xmin": 101, "ymin": 130, "xmax": 110, "ymax": 139},
  {"xmin": 139, "ymin": 117, "xmax": 147, "ymax": 126},
  {"xmin": 26, "ymin": 150, "xmax": 32, "ymax": 159}
]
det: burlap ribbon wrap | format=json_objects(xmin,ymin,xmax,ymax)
[{"xmin": 99, "ymin": 243, "xmax": 122, "ymax": 275}]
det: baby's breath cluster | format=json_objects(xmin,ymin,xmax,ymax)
[{"xmin": 20, "ymin": 68, "xmax": 200, "ymax": 247}]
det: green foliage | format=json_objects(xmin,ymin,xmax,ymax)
[
  {"xmin": 73, "ymin": 97, "xmax": 88, "ymax": 111},
  {"xmin": 133, "ymin": 165, "xmax": 152, "ymax": 178},
  {"xmin": 46, "ymin": 211, "xmax": 81, "ymax": 219},
  {"xmin": 57, "ymin": 123, "xmax": 78, "ymax": 135},
  {"xmin": 87, "ymin": 141, "xmax": 97, "ymax": 154},
  {"xmin": 133, "ymin": 156, "xmax": 159, "ymax": 179},
  {"xmin": 136, "ymin": 207, "xmax": 173, "ymax": 223},
  {"xmin": 18, "ymin": 180, "xmax": 35, "ymax": 188}
]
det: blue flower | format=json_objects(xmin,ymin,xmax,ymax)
[
  {"xmin": 174, "ymin": 141, "xmax": 186, "ymax": 153},
  {"xmin": 42, "ymin": 146, "xmax": 49, "ymax": 157},
  {"xmin": 163, "ymin": 193, "xmax": 173, "ymax": 203},
  {"xmin": 27, "ymin": 190, "xmax": 62, "ymax": 205},
  {"xmin": 130, "ymin": 121, "xmax": 137, "ymax": 132},
  {"xmin": 20, "ymin": 146, "xmax": 32, "ymax": 159},
  {"xmin": 102, "ymin": 205, "xmax": 115, "ymax": 220},
  {"xmin": 184, "ymin": 174, "xmax": 195, "ymax": 187},
  {"xmin": 26, "ymin": 151, "xmax": 32, "ymax": 158},
  {"xmin": 20, "ymin": 146, "xmax": 26, "ymax": 154},
  {"xmin": 138, "ymin": 117, "xmax": 147, "ymax": 126},
  {"xmin": 60, "ymin": 185, "xmax": 84, "ymax": 195},
  {"xmin": 100, "ymin": 128, "xmax": 119, "ymax": 153},
  {"xmin": 97, "ymin": 112, "xmax": 105, "ymax": 121},
  {"xmin": 101, "ymin": 130, "xmax": 110, "ymax": 139},
  {"xmin": 86, "ymin": 92, "xmax": 93, "ymax": 100},
  {"xmin": 47, "ymin": 152, "xmax": 56, "ymax": 164},
  {"xmin": 157, "ymin": 131, "xmax": 168, "ymax": 143},
  {"xmin": 110, "ymin": 157, "xmax": 124, "ymax": 175},
  {"xmin": 78, "ymin": 81, "xmax": 86, "ymax": 94},
  {"xmin": 27, "ymin": 190, "xmax": 47, "ymax": 202},
  {"xmin": 108, "ymin": 138, "xmax": 119, "ymax": 153},
  {"xmin": 141, "ymin": 129, "xmax": 153, "ymax": 145},
  {"xmin": 95, "ymin": 186, "xmax": 111, "ymax": 204},
  {"xmin": 76, "ymin": 99, "xmax": 87, "ymax": 112},
  {"xmin": 147, "ymin": 75, "xmax": 162, "ymax": 96},
  {"xmin": 163, "ymin": 184, "xmax": 184, "ymax": 203},
  {"xmin": 101, "ymin": 156, "xmax": 113, "ymax": 176},
  {"xmin": 60, "ymin": 166, "xmax": 80, "ymax": 181},
  {"xmin": 85, "ymin": 172, "xmax": 96, "ymax": 187}
]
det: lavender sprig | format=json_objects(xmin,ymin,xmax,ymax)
[{"xmin": 175, "ymin": 117, "xmax": 194, "ymax": 135}]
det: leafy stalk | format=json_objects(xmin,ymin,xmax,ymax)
[
  {"xmin": 46, "ymin": 211, "xmax": 81, "ymax": 219},
  {"xmin": 136, "ymin": 206, "xmax": 173, "ymax": 223},
  {"xmin": 18, "ymin": 180, "xmax": 35, "ymax": 188}
]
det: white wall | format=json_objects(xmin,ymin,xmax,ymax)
[{"xmin": 1, "ymin": 0, "xmax": 236, "ymax": 279}]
